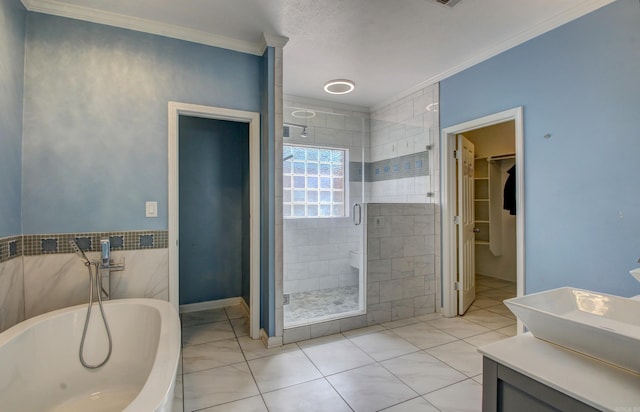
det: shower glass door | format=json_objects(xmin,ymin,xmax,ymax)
[{"xmin": 282, "ymin": 102, "xmax": 367, "ymax": 328}]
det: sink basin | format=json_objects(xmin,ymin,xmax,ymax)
[
  {"xmin": 631, "ymin": 268, "xmax": 640, "ymax": 283},
  {"xmin": 504, "ymin": 287, "xmax": 640, "ymax": 373}
]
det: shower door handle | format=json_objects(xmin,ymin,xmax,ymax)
[{"xmin": 352, "ymin": 203, "xmax": 362, "ymax": 226}]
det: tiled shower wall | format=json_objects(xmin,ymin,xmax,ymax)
[
  {"xmin": 284, "ymin": 218, "xmax": 360, "ymax": 294},
  {"xmin": 369, "ymin": 84, "xmax": 441, "ymax": 311},
  {"xmin": 282, "ymin": 86, "xmax": 443, "ymax": 342},
  {"xmin": 369, "ymin": 84, "xmax": 439, "ymax": 204},
  {"xmin": 366, "ymin": 203, "xmax": 436, "ymax": 323},
  {"xmin": 0, "ymin": 231, "xmax": 169, "ymax": 332},
  {"xmin": 282, "ymin": 96, "xmax": 368, "ymax": 295},
  {"xmin": 282, "ymin": 202, "xmax": 437, "ymax": 343}
]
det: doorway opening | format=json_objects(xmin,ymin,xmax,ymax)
[
  {"xmin": 441, "ymin": 107, "xmax": 525, "ymax": 321},
  {"xmin": 168, "ymin": 102, "xmax": 261, "ymax": 339}
]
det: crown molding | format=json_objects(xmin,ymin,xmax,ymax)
[
  {"xmin": 262, "ymin": 33, "xmax": 289, "ymax": 49},
  {"xmin": 257, "ymin": 32, "xmax": 289, "ymax": 55},
  {"xmin": 370, "ymin": 0, "xmax": 616, "ymax": 111},
  {"xmin": 20, "ymin": 0, "xmax": 274, "ymax": 56}
]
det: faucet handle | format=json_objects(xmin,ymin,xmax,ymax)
[
  {"xmin": 100, "ymin": 238, "xmax": 110, "ymax": 267},
  {"xmin": 103, "ymin": 256, "xmax": 125, "ymax": 271}
]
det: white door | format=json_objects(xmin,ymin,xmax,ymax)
[{"xmin": 457, "ymin": 135, "xmax": 476, "ymax": 314}]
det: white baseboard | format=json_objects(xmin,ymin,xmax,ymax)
[
  {"xmin": 179, "ymin": 297, "xmax": 242, "ymax": 314},
  {"xmin": 240, "ymin": 297, "xmax": 250, "ymax": 318},
  {"xmin": 261, "ymin": 328, "xmax": 283, "ymax": 348}
]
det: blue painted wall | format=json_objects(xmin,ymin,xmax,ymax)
[
  {"xmin": 260, "ymin": 47, "xmax": 276, "ymax": 335},
  {"xmin": 22, "ymin": 13, "xmax": 262, "ymax": 234},
  {"xmin": 0, "ymin": 0, "xmax": 25, "ymax": 237},
  {"xmin": 178, "ymin": 116, "xmax": 249, "ymax": 305},
  {"xmin": 440, "ymin": 0, "xmax": 640, "ymax": 297}
]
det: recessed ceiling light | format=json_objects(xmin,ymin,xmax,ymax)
[
  {"xmin": 324, "ymin": 79, "xmax": 355, "ymax": 95},
  {"xmin": 426, "ymin": 103, "xmax": 439, "ymax": 112},
  {"xmin": 292, "ymin": 109, "xmax": 316, "ymax": 118}
]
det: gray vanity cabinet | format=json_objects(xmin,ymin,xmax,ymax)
[{"xmin": 482, "ymin": 357, "xmax": 599, "ymax": 412}]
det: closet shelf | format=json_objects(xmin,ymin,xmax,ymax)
[{"xmin": 473, "ymin": 156, "xmax": 503, "ymax": 257}]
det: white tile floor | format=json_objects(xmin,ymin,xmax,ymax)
[{"xmin": 174, "ymin": 275, "xmax": 517, "ymax": 412}]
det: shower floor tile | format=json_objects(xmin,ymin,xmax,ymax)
[{"xmin": 284, "ymin": 285, "xmax": 359, "ymax": 325}]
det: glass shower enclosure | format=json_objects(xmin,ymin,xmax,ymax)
[{"xmin": 282, "ymin": 101, "xmax": 367, "ymax": 327}]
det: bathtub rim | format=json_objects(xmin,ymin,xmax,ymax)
[{"xmin": 0, "ymin": 298, "xmax": 181, "ymax": 412}]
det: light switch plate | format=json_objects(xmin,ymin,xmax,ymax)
[{"xmin": 146, "ymin": 201, "xmax": 158, "ymax": 218}]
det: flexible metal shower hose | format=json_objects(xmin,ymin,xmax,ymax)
[{"xmin": 79, "ymin": 262, "xmax": 113, "ymax": 369}]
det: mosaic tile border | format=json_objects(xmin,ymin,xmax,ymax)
[
  {"xmin": 367, "ymin": 151, "xmax": 429, "ymax": 182},
  {"xmin": 0, "ymin": 231, "xmax": 168, "ymax": 258},
  {"xmin": 0, "ymin": 235, "xmax": 23, "ymax": 263},
  {"xmin": 349, "ymin": 151, "xmax": 430, "ymax": 182}
]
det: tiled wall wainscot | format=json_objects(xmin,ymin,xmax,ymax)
[
  {"xmin": 367, "ymin": 203, "xmax": 436, "ymax": 323},
  {"xmin": 24, "ymin": 248, "xmax": 168, "ymax": 318},
  {"xmin": 22, "ymin": 231, "xmax": 167, "ymax": 255},
  {"xmin": 1, "ymin": 231, "xmax": 169, "ymax": 323},
  {"xmin": 0, "ymin": 236, "xmax": 24, "ymax": 332}
]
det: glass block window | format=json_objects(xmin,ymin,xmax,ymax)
[{"xmin": 283, "ymin": 144, "xmax": 347, "ymax": 218}]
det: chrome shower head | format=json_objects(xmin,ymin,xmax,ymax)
[{"xmin": 69, "ymin": 240, "xmax": 90, "ymax": 265}]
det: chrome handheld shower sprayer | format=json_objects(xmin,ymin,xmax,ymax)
[{"xmin": 69, "ymin": 239, "xmax": 113, "ymax": 369}]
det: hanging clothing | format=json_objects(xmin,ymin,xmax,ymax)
[{"xmin": 503, "ymin": 165, "xmax": 516, "ymax": 215}]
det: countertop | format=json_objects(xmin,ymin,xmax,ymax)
[{"xmin": 479, "ymin": 333, "xmax": 640, "ymax": 411}]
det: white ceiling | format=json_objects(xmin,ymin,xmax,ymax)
[{"xmin": 22, "ymin": 0, "xmax": 614, "ymax": 109}]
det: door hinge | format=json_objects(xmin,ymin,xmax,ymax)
[
  {"xmin": 454, "ymin": 215, "xmax": 461, "ymax": 225},
  {"xmin": 454, "ymin": 282, "xmax": 461, "ymax": 291},
  {"xmin": 453, "ymin": 150, "xmax": 461, "ymax": 159}
]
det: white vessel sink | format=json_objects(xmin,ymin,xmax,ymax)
[{"xmin": 504, "ymin": 287, "xmax": 640, "ymax": 374}]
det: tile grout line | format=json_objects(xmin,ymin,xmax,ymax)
[
  {"xmin": 180, "ymin": 291, "xmax": 514, "ymax": 411},
  {"xmin": 370, "ymin": 339, "xmax": 477, "ymax": 389},
  {"xmin": 181, "ymin": 307, "xmax": 265, "ymax": 411},
  {"xmin": 323, "ymin": 376, "xmax": 357, "ymax": 412},
  {"xmin": 377, "ymin": 395, "xmax": 442, "ymax": 412}
]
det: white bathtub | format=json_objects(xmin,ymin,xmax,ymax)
[{"xmin": 0, "ymin": 298, "xmax": 181, "ymax": 412}]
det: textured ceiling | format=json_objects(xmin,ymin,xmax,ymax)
[{"xmin": 22, "ymin": 0, "xmax": 615, "ymax": 108}]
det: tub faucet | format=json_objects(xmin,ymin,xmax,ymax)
[
  {"xmin": 101, "ymin": 238, "xmax": 110, "ymax": 268},
  {"xmin": 98, "ymin": 238, "xmax": 125, "ymax": 300}
]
